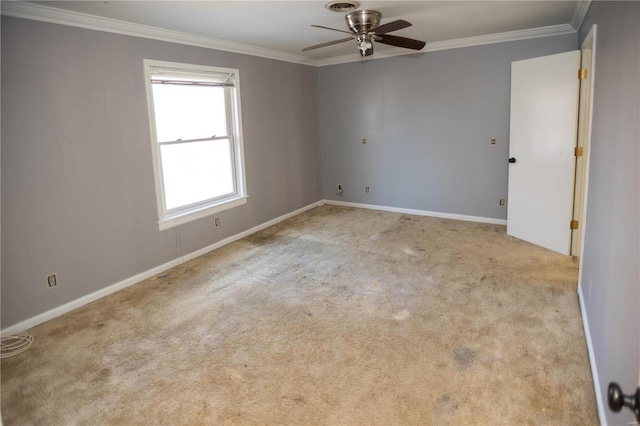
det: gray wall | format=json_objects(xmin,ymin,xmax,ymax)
[
  {"xmin": 578, "ymin": 2, "xmax": 640, "ymax": 424},
  {"xmin": 318, "ymin": 35, "xmax": 577, "ymax": 219},
  {"xmin": 1, "ymin": 17, "xmax": 322, "ymax": 328}
]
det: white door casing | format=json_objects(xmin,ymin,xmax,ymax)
[
  {"xmin": 507, "ymin": 50, "xmax": 581, "ymax": 255},
  {"xmin": 571, "ymin": 34, "xmax": 595, "ymax": 257}
]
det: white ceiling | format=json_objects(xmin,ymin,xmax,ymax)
[{"xmin": 16, "ymin": 1, "xmax": 585, "ymax": 65}]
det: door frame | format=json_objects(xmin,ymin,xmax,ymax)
[
  {"xmin": 575, "ymin": 24, "xmax": 603, "ymax": 422},
  {"xmin": 571, "ymin": 26, "xmax": 597, "ymax": 257}
]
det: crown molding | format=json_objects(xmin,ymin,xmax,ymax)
[
  {"xmin": 0, "ymin": 1, "xmax": 314, "ymax": 66},
  {"xmin": 2, "ymin": 1, "xmax": 578, "ymax": 68},
  {"xmin": 316, "ymin": 23, "xmax": 577, "ymax": 67},
  {"xmin": 570, "ymin": 0, "xmax": 592, "ymax": 31}
]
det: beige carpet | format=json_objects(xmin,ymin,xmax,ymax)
[{"xmin": 1, "ymin": 205, "xmax": 597, "ymax": 425}]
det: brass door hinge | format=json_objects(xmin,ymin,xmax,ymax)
[
  {"xmin": 575, "ymin": 146, "xmax": 584, "ymax": 157},
  {"xmin": 578, "ymin": 68, "xmax": 587, "ymax": 80},
  {"xmin": 570, "ymin": 220, "xmax": 579, "ymax": 230}
]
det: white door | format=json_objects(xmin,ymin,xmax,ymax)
[
  {"xmin": 571, "ymin": 34, "xmax": 595, "ymax": 257},
  {"xmin": 507, "ymin": 50, "xmax": 581, "ymax": 255}
]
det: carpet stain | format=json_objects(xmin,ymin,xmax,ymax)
[
  {"xmin": 392, "ymin": 309, "xmax": 411, "ymax": 320},
  {"xmin": 452, "ymin": 346, "xmax": 478, "ymax": 370},
  {"xmin": 402, "ymin": 247, "xmax": 417, "ymax": 256},
  {"xmin": 365, "ymin": 281, "xmax": 382, "ymax": 292}
]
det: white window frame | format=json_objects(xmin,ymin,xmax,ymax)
[{"xmin": 143, "ymin": 59, "xmax": 248, "ymax": 230}]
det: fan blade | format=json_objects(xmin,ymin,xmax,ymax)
[
  {"xmin": 372, "ymin": 19, "xmax": 412, "ymax": 35},
  {"xmin": 311, "ymin": 25, "xmax": 353, "ymax": 35},
  {"xmin": 302, "ymin": 37, "xmax": 353, "ymax": 52},
  {"xmin": 376, "ymin": 34, "xmax": 426, "ymax": 50}
]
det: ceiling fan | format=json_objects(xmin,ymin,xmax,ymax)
[{"xmin": 303, "ymin": 10, "xmax": 426, "ymax": 57}]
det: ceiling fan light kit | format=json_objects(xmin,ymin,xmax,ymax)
[
  {"xmin": 304, "ymin": 9, "xmax": 426, "ymax": 58},
  {"xmin": 356, "ymin": 34, "xmax": 373, "ymax": 56}
]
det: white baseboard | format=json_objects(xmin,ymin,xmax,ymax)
[
  {"xmin": 323, "ymin": 199, "xmax": 508, "ymax": 225},
  {"xmin": 1, "ymin": 200, "xmax": 324, "ymax": 336},
  {"xmin": 578, "ymin": 285, "xmax": 606, "ymax": 425}
]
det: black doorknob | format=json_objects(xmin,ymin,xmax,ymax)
[
  {"xmin": 508, "ymin": 158, "xmax": 517, "ymax": 164},
  {"xmin": 608, "ymin": 382, "xmax": 640, "ymax": 421}
]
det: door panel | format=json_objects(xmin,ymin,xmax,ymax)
[
  {"xmin": 507, "ymin": 50, "xmax": 581, "ymax": 255},
  {"xmin": 571, "ymin": 38, "xmax": 594, "ymax": 257}
]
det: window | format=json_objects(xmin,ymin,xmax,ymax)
[{"xmin": 144, "ymin": 60, "xmax": 247, "ymax": 230}]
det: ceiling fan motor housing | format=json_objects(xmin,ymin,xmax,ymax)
[
  {"xmin": 345, "ymin": 10, "xmax": 382, "ymax": 34},
  {"xmin": 302, "ymin": 9, "xmax": 424, "ymax": 57}
]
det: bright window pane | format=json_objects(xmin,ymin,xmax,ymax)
[
  {"xmin": 152, "ymin": 84, "xmax": 227, "ymax": 141},
  {"xmin": 160, "ymin": 139, "xmax": 234, "ymax": 210}
]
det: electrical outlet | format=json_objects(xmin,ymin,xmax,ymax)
[
  {"xmin": 47, "ymin": 273, "xmax": 58, "ymax": 288},
  {"xmin": 214, "ymin": 218, "xmax": 221, "ymax": 227},
  {"xmin": 499, "ymin": 198, "xmax": 506, "ymax": 206},
  {"xmin": 365, "ymin": 186, "xmax": 370, "ymax": 193}
]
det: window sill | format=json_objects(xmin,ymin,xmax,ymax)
[{"xmin": 158, "ymin": 196, "xmax": 247, "ymax": 231}]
